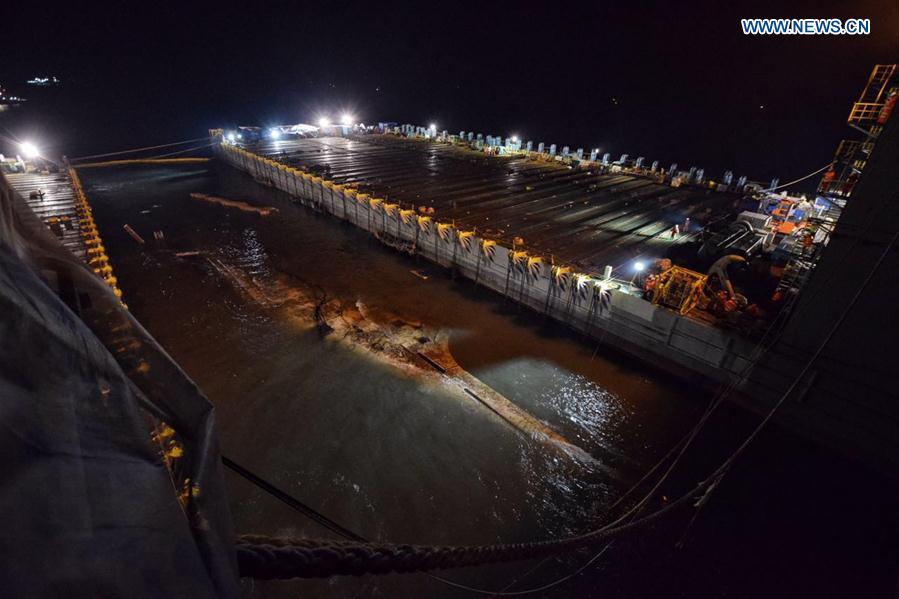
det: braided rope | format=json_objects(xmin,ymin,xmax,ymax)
[{"xmin": 235, "ymin": 484, "xmax": 698, "ymax": 579}]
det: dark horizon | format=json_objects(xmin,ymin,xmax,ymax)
[{"xmin": 2, "ymin": 1, "xmax": 896, "ymax": 185}]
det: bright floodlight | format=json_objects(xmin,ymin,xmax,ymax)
[
  {"xmin": 634, "ymin": 261, "xmax": 646, "ymax": 272},
  {"xmin": 226, "ymin": 132, "xmax": 236, "ymax": 142},
  {"xmin": 340, "ymin": 113, "xmax": 354, "ymax": 126},
  {"xmin": 429, "ymin": 123, "xmax": 437, "ymax": 130},
  {"xmin": 318, "ymin": 117, "xmax": 330, "ymax": 128},
  {"xmin": 511, "ymin": 135, "xmax": 519, "ymax": 143},
  {"xmin": 270, "ymin": 128, "xmax": 281, "ymax": 139},
  {"xmin": 20, "ymin": 141, "xmax": 39, "ymax": 159}
]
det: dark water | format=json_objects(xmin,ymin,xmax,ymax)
[{"xmin": 80, "ymin": 164, "xmax": 898, "ymax": 598}]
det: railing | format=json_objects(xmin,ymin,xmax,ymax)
[{"xmin": 848, "ymin": 102, "xmax": 884, "ymax": 125}]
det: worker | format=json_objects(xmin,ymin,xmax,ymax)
[
  {"xmin": 877, "ymin": 91, "xmax": 897, "ymax": 124},
  {"xmin": 714, "ymin": 290, "xmax": 736, "ymax": 312},
  {"xmin": 670, "ymin": 224, "xmax": 679, "ymax": 239},
  {"xmin": 841, "ymin": 171, "xmax": 859, "ymax": 196},
  {"xmin": 683, "ymin": 217, "xmax": 691, "ymax": 233},
  {"xmin": 820, "ymin": 164, "xmax": 836, "ymax": 193},
  {"xmin": 653, "ymin": 258, "xmax": 673, "ymax": 273},
  {"xmin": 802, "ymin": 232, "xmax": 814, "ymax": 250}
]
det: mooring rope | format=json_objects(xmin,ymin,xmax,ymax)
[{"xmin": 233, "ymin": 487, "xmax": 697, "ymax": 579}]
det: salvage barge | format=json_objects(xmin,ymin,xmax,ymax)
[
  {"xmin": 215, "ymin": 136, "xmax": 762, "ymax": 378},
  {"xmin": 214, "ymin": 64, "xmax": 899, "ymax": 472}
]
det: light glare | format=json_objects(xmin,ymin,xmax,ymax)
[{"xmin": 20, "ymin": 141, "xmax": 39, "ymax": 158}]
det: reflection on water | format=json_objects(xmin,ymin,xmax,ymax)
[
  {"xmin": 80, "ymin": 163, "xmax": 703, "ymax": 597},
  {"xmin": 474, "ymin": 359, "xmax": 631, "ymax": 465},
  {"xmin": 226, "ymin": 227, "xmax": 270, "ymax": 277}
]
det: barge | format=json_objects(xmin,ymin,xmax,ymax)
[{"xmin": 213, "ymin": 64, "xmax": 899, "ymax": 472}]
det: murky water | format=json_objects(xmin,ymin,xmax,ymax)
[{"xmin": 79, "ymin": 163, "xmax": 896, "ymax": 598}]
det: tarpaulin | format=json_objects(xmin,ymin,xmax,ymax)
[{"xmin": 0, "ymin": 171, "xmax": 238, "ymax": 597}]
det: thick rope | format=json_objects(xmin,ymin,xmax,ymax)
[{"xmin": 233, "ymin": 485, "xmax": 700, "ymax": 579}]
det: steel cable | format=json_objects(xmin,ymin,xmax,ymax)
[
  {"xmin": 763, "ymin": 163, "xmax": 832, "ymax": 192},
  {"xmin": 148, "ymin": 141, "xmax": 217, "ymax": 159},
  {"xmin": 70, "ymin": 136, "xmax": 212, "ymax": 161}
]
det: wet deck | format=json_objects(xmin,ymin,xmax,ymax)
[
  {"xmin": 250, "ymin": 135, "xmax": 741, "ymax": 272},
  {"xmin": 4, "ymin": 170, "xmax": 86, "ymax": 260}
]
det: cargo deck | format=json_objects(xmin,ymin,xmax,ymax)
[{"xmin": 251, "ymin": 135, "xmax": 739, "ymax": 274}]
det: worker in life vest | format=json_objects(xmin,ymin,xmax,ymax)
[
  {"xmin": 877, "ymin": 91, "xmax": 897, "ymax": 125},
  {"xmin": 820, "ymin": 165, "xmax": 836, "ymax": 193},
  {"xmin": 802, "ymin": 231, "xmax": 814, "ymax": 250},
  {"xmin": 714, "ymin": 290, "xmax": 737, "ymax": 312}
]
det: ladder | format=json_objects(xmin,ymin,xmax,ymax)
[{"xmin": 848, "ymin": 65, "xmax": 897, "ymax": 133}]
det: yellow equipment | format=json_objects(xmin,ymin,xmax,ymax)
[{"xmin": 650, "ymin": 266, "xmax": 707, "ymax": 315}]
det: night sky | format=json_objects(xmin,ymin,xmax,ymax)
[{"xmin": 3, "ymin": 0, "xmax": 896, "ymax": 184}]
